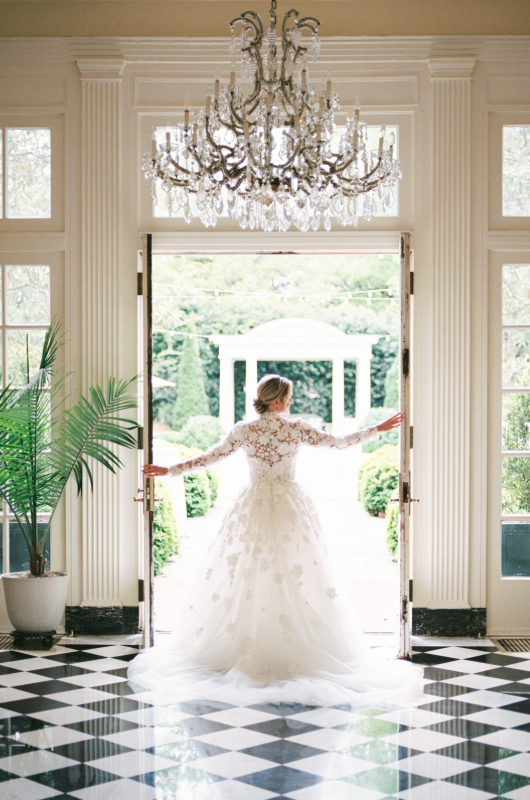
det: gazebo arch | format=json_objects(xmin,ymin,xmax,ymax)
[{"xmin": 212, "ymin": 318, "xmax": 380, "ymax": 434}]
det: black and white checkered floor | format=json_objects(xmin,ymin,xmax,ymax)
[{"xmin": 3, "ymin": 639, "xmax": 530, "ymax": 798}]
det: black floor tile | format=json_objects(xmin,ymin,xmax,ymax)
[
  {"xmin": 18, "ymin": 679, "xmax": 80, "ymax": 697},
  {"xmin": 31, "ymin": 763, "xmax": 120, "ymax": 793},
  {"xmin": 412, "ymin": 653, "xmax": 455, "ymax": 666},
  {"xmin": 484, "ymin": 666, "xmax": 530, "ymax": 682},
  {"xmin": 0, "ymin": 652, "xmax": 29, "ymax": 664},
  {"xmin": 96, "ymin": 681, "xmax": 137, "ymax": 697},
  {"xmin": 435, "ymin": 741, "xmax": 519, "ymax": 765},
  {"xmin": 65, "ymin": 716, "xmax": 140, "ymax": 736},
  {"xmin": 46, "ymin": 651, "xmax": 107, "ymax": 664},
  {"xmin": 175, "ymin": 700, "xmax": 235, "ymax": 716},
  {"xmin": 346, "ymin": 764, "xmax": 432, "ymax": 794},
  {"xmin": 467, "ymin": 653, "xmax": 527, "ymax": 667},
  {"xmin": 179, "ymin": 716, "xmax": 231, "ymax": 738},
  {"xmin": 422, "ymin": 667, "xmax": 467, "ymax": 681},
  {"xmin": 33, "ymin": 664, "xmax": 89, "ymax": 680},
  {"xmin": 2, "ymin": 696, "xmax": 67, "ymax": 715},
  {"xmin": 347, "ymin": 740, "xmax": 421, "ymax": 765},
  {"xmin": 426, "ymin": 719, "xmax": 500, "ymax": 739},
  {"xmin": 135, "ymin": 763, "xmax": 223, "ymax": 788},
  {"xmin": 417, "ymin": 699, "xmax": 491, "ymax": 717},
  {"xmin": 0, "ymin": 736, "xmax": 37, "ymax": 759},
  {"xmin": 0, "ymin": 768, "xmax": 18, "ymax": 782},
  {"xmin": 52, "ymin": 738, "xmax": 134, "ymax": 762},
  {"xmin": 237, "ymin": 765, "xmax": 324, "ymax": 793},
  {"xmin": 0, "ymin": 715, "xmax": 51, "ymax": 736},
  {"xmin": 246, "ymin": 718, "xmax": 320, "ymax": 739},
  {"xmin": 242, "ymin": 739, "xmax": 324, "ymax": 764},
  {"xmin": 422, "ymin": 681, "xmax": 476, "ymax": 699},
  {"xmin": 248, "ymin": 702, "xmax": 316, "ymax": 717},
  {"xmin": 501, "ymin": 698, "xmax": 530, "ymax": 715},
  {"xmin": 445, "ymin": 764, "xmax": 529, "ymax": 794},
  {"xmin": 81, "ymin": 696, "xmax": 146, "ymax": 715}
]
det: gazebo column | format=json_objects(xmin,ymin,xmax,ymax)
[
  {"xmin": 219, "ymin": 355, "xmax": 235, "ymax": 431},
  {"xmin": 356, "ymin": 357, "xmax": 372, "ymax": 424},
  {"xmin": 245, "ymin": 358, "xmax": 258, "ymax": 420},
  {"xmin": 332, "ymin": 358, "xmax": 345, "ymax": 435}
]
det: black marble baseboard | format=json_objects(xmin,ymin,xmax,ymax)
[
  {"xmin": 412, "ymin": 607, "xmax": 486, "ymax": 637},
  {"xmin": 65, "ymin": 606, "xmax": 140, "ymax": 636}
]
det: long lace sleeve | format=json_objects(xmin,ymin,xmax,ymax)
[
  {"xmin": 166, "ymin": 423, "xmax": 244, "ymax": 476},
  {"xmin": 297, "ymin": 419, "xmax": 379, "ymax": 450}
]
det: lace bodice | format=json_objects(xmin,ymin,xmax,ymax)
[{"xmin": 167, "ymin": 412, "xmax": 379, "ymax": 482}]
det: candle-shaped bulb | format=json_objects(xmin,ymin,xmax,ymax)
[
  {"xmin": 193, "ymin": 123, "xmax": 198, "ymax": 143},
  {"xmin": 266, "ymin": 91, "xmax": 273, "ymax": 110},
  {"xmin": 388, "ymin": 131, "xmax": 395, "ymax": 148},
  {"xmin": 316, "ymin": 123, "xmax": 322, "ymax": 139},
  {"xmin": 319, "ymin": 96, "xmax": 325, "ymax": 112},
  {"xmin": 151, "ymin": 129, "xmax": 157, "ymax": 157},
  {"xmin": 379, "ymin": 124, "xmax": 385, "ymax": 155},
  {"xmin": 243, "ymin": 120, "xmax": 250, "ymax": 139},
  {"xmin": 326, "ymin": 70, "xmax": 332, "ymax": 94},
  {"xmin": 230, "ymin": 67, "xmax": 235, "ymax": 88},
  {"xmin": 301, "ymin": 59, "xmax": 307, "ymax": 88},
  {"xmin": 295, "ymin": 114, "xmax": 300, "ymax": 131},
  {"xmin": 184, "ymin": 96, "xmax": 190, "ymax": 127},
  {"xmin": 215, "ymin": 69, "xmax": 220, "ymax": 97},
  {"xmin": 354, "ymin": 96, "xmax": 360, "ymax": 121}
]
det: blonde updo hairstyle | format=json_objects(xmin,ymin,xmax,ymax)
[{"xmin": 253, "ymin": 374, "xmax": 293, "ymax": 415}]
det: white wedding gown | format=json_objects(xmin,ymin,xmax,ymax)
[{"xmin": 128, "ymin": 412, "xmax": 424, "ymax": 707}]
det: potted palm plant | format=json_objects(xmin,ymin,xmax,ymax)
[{"xmin": 0, "ymin": 320, "xmax": 138, "ymax": 635}]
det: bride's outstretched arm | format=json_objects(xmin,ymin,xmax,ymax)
[
  {"xmin": 143, "ymin": 423, "xmax": 244, "ymax": 478},
  {"xmin": 298, "ymin": 413, "xmax": 403, "ymax": 450}
]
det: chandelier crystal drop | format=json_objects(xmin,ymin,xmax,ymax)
[{"xmin": 142, "ymin": 0, "xmax": 402, "ymax": 232}]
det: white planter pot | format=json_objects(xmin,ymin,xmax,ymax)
[{"xmin": 1, "ymin": 572, "xmax": 69, "ymax": 634}]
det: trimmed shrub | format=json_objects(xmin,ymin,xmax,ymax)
[
  {"xmin": 207, "ymin": 467, "xmax": 220, "ymax": 505},
  {"xmin": 358, "ymin": 444, "xmax": 399, "ymax": 516},
  {"xmin": 178, "ymin": 444, "xmax": 216, "ymax": 517},
  {"xmin": 172, "ymin": 323, "xmax": 210, "ymax": 430},
  {"xmin": 360, "ymin": 407, "xmax": 398, "ymax": 453},
  {"xmin": 385, "ymin": 500, "xmax": 399, "ymax": 559},
  {"xmin": 175, "ymin": 415, "xmax": 224, "ymax": 451},
  {"xmin": 153, "ymin": 482, "xmax": 179, "ymax": 576}
]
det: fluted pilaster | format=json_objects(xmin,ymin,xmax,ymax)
[
  {"xmin": 429, "ymin": 57, "xmax": 475, "ymax": 608},
  {"xmin": 78, "ymin": 58, "xmax": 124, "ymax": 606}
]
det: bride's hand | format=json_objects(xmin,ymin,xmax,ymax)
[
  {"xmin": 142, "ymin": 465, "xmax": 169, "ymax": 477},
  {"xmin": 376, "ymin": 412, "xmax": 404, "ymax": 432}
]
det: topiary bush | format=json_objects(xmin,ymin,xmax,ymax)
[
  {"xmin": 385, "ymin": 500, "xmax": 399, "ymax": 558},
  {"xmin": 360, "ymin": 407, "xmax": 398, "ymax": 453},
  {"xmin": 175, "ymin": 415, "xmax": 224, "ymax": 451},
  {"xmin": 172, "ymin": 322, "xmax": 210, "ymax": 430},
  {"xmin": 153, "ymin": 482, "xmax": 179, "ymax": 576},
  {"xmin": 178, "ymin": 444, "xmax": 214, "ymax": 517},
  {"xmin": 358, "ymin": 444, "xmax": 399, "ymax": 516},
  {"xmin": 207, "ymin": 467, "xmax": 220, "ymax": 505}
]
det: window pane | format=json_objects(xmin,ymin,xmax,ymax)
[
  {"xmin": 503, "ymin": 264, "xmax": 530, "ymax": 324},
  {"xmin": 502, "ymin": 522, "xmax": 530, "ymax": 577},
  {"xmin": 502, "ymin": 329, "xmax": 530, "ymax": 387},
  {"xmin": 9, "ymin": 520, "xmax": 50, "ymax": 573},
  {"xmin": 7, "ymin": 329, "xmax": 46, "ymax": 386},
  {"xmin": 503, "ymin": 393, "xmax": 530, "ymax": 451},
  {"xmin": 503, "ymin": 126, "xmax": 530, "ymax": 217},
  {"xmin": 503, "ymin": 456, "xmax": 530, "ymax": 513},
  {"xmin": 6, "ymin": 266, "xmax": 50, "ymax": 324},
  {"xmin": 7, "ymin": 128, "xmax": 51, "ymax": 219}
]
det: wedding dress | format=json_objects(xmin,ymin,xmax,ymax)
[{"xmin": 128, "ymin": 412, "xmax": 424, "ymax": 707}]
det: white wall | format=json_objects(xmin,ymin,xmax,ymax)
[{"xmin": 0, "ymin": 35, "xmax": 528, "ymax": 634}]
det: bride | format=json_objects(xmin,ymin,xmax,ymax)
[{"xmin": 128, "ymin": 374, "xmax": 424, "ymax": 707}]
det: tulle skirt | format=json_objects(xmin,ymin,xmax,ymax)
[{"xmin": 128, "ymin": 478, "xmax": 424, "ymax": 708}]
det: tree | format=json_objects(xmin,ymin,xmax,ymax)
[
  {"xmin": 502, "ymin": 388, "xmax": 530, "ymax": 513},
  {"xmin": 172, "ymin": 323, "xmax": 210, "ymax": 430}
]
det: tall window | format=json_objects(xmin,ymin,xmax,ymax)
[
  {"xmin": 501, "ymin": 264, "xmax": 530, "ymax": 576},
  {"xmin": 0, "ymin": 128, "xmax": 51, "ymax": 219},
  {"xmin": 0, "ymin": 264, "xmax": 51, "ymax": 572},
  {"xmin": 503, "ymin": 126, "xmax": 530, "ymax": 217}
]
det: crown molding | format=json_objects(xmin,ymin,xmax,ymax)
[
  {"xmin": 76, "ymin": 56, "xmax": 125, "ymax": 79},
  {"xmin": 428, "ymin": 56, "xmax": 476, "ymax": 78}
]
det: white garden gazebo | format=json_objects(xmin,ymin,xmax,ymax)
[{"xmin": 212, "ymin": 318, "xmax": 380, "ymax": 435}]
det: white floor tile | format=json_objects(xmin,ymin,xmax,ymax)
[
  {"xmin": 453, "ymin": 689, "xmax": 518, "ymax": 708},
  {"xmin": 68, "ymin": 778, "xmax": 159, "ymax": 800},
  {"xmin": 385, "ymin": 728, "xmax": 466, "ymax": 752},
  {"xmin": 503, "ymin": 786, "xmax": 530, "ymax": 799},
  {"xmin": 474, "ymin": 728, "xmax": 530, "ymax": 752},
  {"xmin": 503, "ymin": 660, "xmax": 530, "ymax": 673},
  {"xmin": 293, "ymin": 752, "xmax": 378, "ymax": 778},
  {"xmin": 289, "ymin": 728, "xmax": 371, "ymax": 751},
  {"xmin": 285, "ymin": 781, "xmax": 386, "ymax": 800},
  {"xmin": 489, "ymin": 752, "xmax": 530, "ymax": 777},
  {"xmin": 101, "ymin": 725, "xmax": 184, "ymax": 750},
  {"xmin": 114, "ymin": 706, "xmax": 189, "ymax": 726},
  {"xmin": 289, "ymin": 708, "xmax": 364, "ymax": 727},
  {"xmin": 0, "ymin": 777, "xmax": 63, "ymax": 799},
  {"xmin": 0, "ymin": 687, "xmax": 36, "ymax": 703},
  {"xmin": 7, "ymin": 657, "xmax": 65, "ymax": 671},
  {"xmin": 83, "ymin": 645, "xmax": 139, "ymax": 657},
  {"xmin": 69, "ymin": 657, "xmax": 129, "ymax": 672},
  {"xmin": 47, "ymin": 687, "xmax": 116, "ymax": 705},
  {"xmin": 199, "ymin": 780, "xmax": 277, "ymax": 800},
  {"xmin": 392, "ymin": 752, "xmax": 476, "ymax": 779},
  {"xmin": 191, "ymin": 751, "xmax": 274, "ymax": 779},
  {"xmin": 0, "ymin": 672, "xmax": 50, "ymax": 688},
  {"xmin": 443, "ymin": 674, "xmax": 510, "ymax": 690},
  {"xmin": 28, "ymin": 706, "xmax": 106, "ymax": 725},
  {"xmin": 377, "ymin": 708, "xmax": 452, "ymax": 728},
  {"xmin": 10, "ymin": 725, "xmax": 93, "ymax": 749},
  {"xmin": 398, "ymin": 781, "xmax": 496, "ymax": 800},
  {"xmin": 434, "ymin": 660, "xmax": 500, "ymax": 674},
  {"xmin": 201, "ymin": 707, "xmax": 279, "ymax": 727},
  {"xmin": 86, "ymin": 750, "xmax": 177, "ymax": 778},
  {"xmin": 61, "ymin": 672, "xmax": 126, "ymax": 688},
  {"xmin": 0, "ymin": 749, "xmax": 78, "ymax": 777},
  {"xmin": 194, "ymin": 728, "xmax": 277, "ymax": 751},
  {"xmin": 427, "ymin": 647, "xmax": 491, "ymax": 660},
  {"xmin": 125, "ymin": 690, "xmax": 172, "ymax": 706},
  {"xmin": 463, "ymin": 708, "xmax": 530, "ymax": 728},
  {"xmin": 0, "ymin": 708, "xmax": 20, "ymax": 720}
]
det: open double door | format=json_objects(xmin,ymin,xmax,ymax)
[{"xmin": 137, "ymin": 233, "xmax": 415, "ymax": 657}]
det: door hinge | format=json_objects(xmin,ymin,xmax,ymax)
[
  {"xmin": 409, "ymin": 579, "xmax": 413, "ymax": 603},
  {"xmin": 402, "ymin": 348, "xmax": 410, "ymax": 378},
  {"xmin": 410, "ymin": 425, "xmax": 413, "ymax": 449},
  {"xmin": 138, "ymin": 579, "xmax": 144, "ymax": 602},
  {"xmin": 137, "ymin": 426, "xmax": 144, "ymax": 450},
  {"xmin": 137, "ymin": 272, "xmax": 143, "ymax": 296},
  {"xmin": 410, "ymin": 271, "xmax": 414, "ymax": 295}
]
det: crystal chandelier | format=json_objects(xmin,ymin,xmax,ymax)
[{"xmin": 142, "ymin": 0, "xmax": 402, "ymax": 233}]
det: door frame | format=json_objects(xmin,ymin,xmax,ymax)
[{"xmin": 138, "ymin": 230, "xmax": 413, "ymax": 655}]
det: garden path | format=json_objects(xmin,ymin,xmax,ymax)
[{"xmin": 154, "ymin": 444, "xmax": 399, "ymax": 634}]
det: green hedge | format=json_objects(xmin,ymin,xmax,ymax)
[
  {"xmin": 177, "ymin": 444, "xmax": 219, "ymax": 518},
  {"xmin": 359, "ymin": 407, "xmax": 398, "ymax": 453},
  {"xmin": 153, "ymin": 482, "xmax": 179, "ymax": 576},
  {"xmin": 175, "ymin": 415, "xmax": 224, "ymax": 451},
  {"xmin": 358, "ymin": 444, "xmax": 399, "ymax": 516},
  {"xmin": 385, "ymin": 500, "xmax": 399, "ymax": 558}
]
